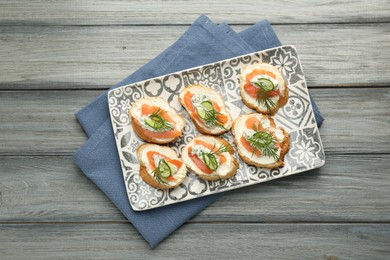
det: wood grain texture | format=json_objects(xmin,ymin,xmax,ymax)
[
  {"xmin": 0, "ymin": 88, "xmax": 389, "ymax": 155},
  {"xmin": 1, "ymin": 154, "xmax": 389, "ymax": 222},
  {"xmin": 0, "ymin": 223, "xmax": 389, "ymax": 259},
  {"xmin": 1, "ymin": 1, "xmax": 389, "ymax": 256},
  {"xmin": 0, "ymin": 0, "xmax": 389, "ymax": 25},
  {"xmin": 0, "ymin": 24, "xmax": 389, "ymax": 89}
]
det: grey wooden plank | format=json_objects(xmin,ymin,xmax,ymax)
[
  {"xmin": 201, "ymin": 154, "xmax": 390, "ymax": 222},
  {"xmin": 0, "ymin": 88, "xmax": 389, "ymax": 155},
  {"xmin": 1, "ymin": 154, "xmax": 389, "ymax": 222},
  {"xmin": 0, "ymin": 156, "xmax": 121, "ymax": 222},
  {"xmin": 0, "ymin": 0, "xmax": 389, "ymax": 25},
  {"xmin": 0, "ymin": 223, "xmax": 389, "ymax": 259},
  {"xmin": 0, "ymin": 90, "xmax": 88, "ymax": 155},
  {"xmin": 0, "ymin": 24, "xmax": 389, "ymax": 89},
  {"xmin": 312, "ymin": 87, "xmax": 390, "ymax": 154}
]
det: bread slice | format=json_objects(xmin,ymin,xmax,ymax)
[
  {"xmin": 136, "ymin": 144, "xmax": 187, "ymax": 189},
  {"xmin": 232, "ymin": 113, "xmax": 290, "ymax": 168},
  {"xmin": 240, "ymin": 63, "xmax": 289, "ymax": 115},
  {"xmin": 181, "ymin": 135, "xmax": 239, "ymax": 181},
  {"xmin": 179, "ymin": 84, "xmax": 233, "ymax": 135},
  {"xmin": 128, "ymin": 97, "xmax": 185, "ymax": 144}
]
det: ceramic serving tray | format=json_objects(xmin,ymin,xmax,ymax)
[{"xmin": 108, "ymin": 45, "xmax": 325, "ymax": 211}]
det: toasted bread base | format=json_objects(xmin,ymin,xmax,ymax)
[
  {"xmin": 231, "ymin": 114, "xmax": 290, "ymax": 169},
  {"xmin": 138, "ymin": 165, "xmax": 183, "ymax": 189},
  {"xmin": 189, "ymin": 116, "xmax": 228, "ymax": 136},
  {"xmin": 240, "ymin": 63, "xmax": 289, "ymax": 115},
  {"xmin": 128, "ymin": 97, "xmax": 186, "ymax": 144},
  {"xmin": 186, "ymin": 159, "xmax": 239, "ymax": 181},
  {"xmin": 234, "ymin": 129, "xmax": 290, "ymax": 168},
  {"xmin": 179, "ymin": 84, "xmax": 233, "ymax": 135},
  {"xmin": 131, "ymin": 116, "xmax": 184, "ymax": 144},
  {"xmin": 182, "ymin": 136, "xmax": 239, "ymax": 181},
  {"xmin": 136, "ymin": 144, "xmax": 187, "ymax": 189}
]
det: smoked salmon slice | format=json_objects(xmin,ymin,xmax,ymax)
[
  {"xmin": 188, "ymin": 147, "xmax": 213, "ymax": 174},
  {"xmin": 240, "ymin": 135, "xmax": 261, "ymax": 156},
  {"xmin": 141, "ymin": 104, "xmax": 175, "ymax": 122},
  {"xmin": 133, "ymin": 119, "xmax": 181, "ymax": 139},
  {"xmin": 187, "ymin": 139, "xmax": 228, "ymax": 174},
  {"xmin": 244, "ymin": 83, "xmax": 280, "ymax": 99},
  {"xmin": 183, "ymin": 92, "xmax": 195, "ymax": 111},
  {"xmin": 146, "ymin": 151, "xmax": 182, "ymax": 181},
  {"xmin": 134, "ymin": 104, "xmax": 180, "ymax": 140},
  {"xmin": 245, "ymin": 69, "xmax": 276, "ymax": 83},
  {"xmin": 244, "ymin": 69, "xmax": 280, "ymax": 99},
  {"xmin": 245, "ymin": 117, "xmax": 264, "ymax": 130}
]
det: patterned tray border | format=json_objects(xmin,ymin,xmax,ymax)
[{"xmin": 108, "ymin": 45, "xmax": 325, "ymax": 211}]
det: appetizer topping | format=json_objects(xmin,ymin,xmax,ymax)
[
  {"xmin": 183, "ymin": 91, "xmax": 228, "ymax": 129},
  {"xmin": 188, "ymin": 140, "xmax": 232, "ymax": 174},
  {"xmin": 232, "ymin": 114, "xmax": 289, "ymax": 168},
  {"xmin": 242, "ymin": 120, "xmax": 280, "ymax": 161},
  {"xmin": 195, "ymin": 100, "xmax": 226, "ymax": 129},
  {"xmin": 196, "ymin": 100, "xmax": 214, "ymax": 118},
  {"xmin": 130, "ymin": 98, "xmax": 186, "ymax": 144},
  {"xmin": 147, "ymin": 151, "xmax": 182, "ymax": 186},
  {"xmin": 247, "ymin": 131, "xmax": 279, "ymax": 160},
  {"xmin": 201, "ymin": 152, "xmax": 219, "ymax": 171},
  {"xmin": 143, "ymin": 107, "xmax": 174, "ymax": 132},
  {"xmin": 133, "ymin": 104, "xmax": 182, "ymax": 140},
  {"xmin": 191, "ymin": 93, "xmax": 210, "ymax": 106},
  {"xmin": 181, "ymin": 135, "xmax": 239, "ymax": 181},
  {"xmin": 157, "ymin": 159, "xmax": 173, "ymax": 178},
  {"xmin": 180, "ymin": 85, "xmax": 233, "ymax": 135},
  {"xmin": 137, "ymin": 144, "xmax": 187, "ymax": 189},
  {"xmin": 254, "ymin": 78, "xmax": 274, "ymax": 92},
  {"xmin": 244, "ymin": 69, "xmax": 281, "ymax": 113}
]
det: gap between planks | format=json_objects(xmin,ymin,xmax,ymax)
[
  {"xmin": 0, "ymin": 221, "xmax": 389, "ymax": 225},
  {"xmin": 0, "ymin": 21, "xmax": 390, "ymax": 27},
  {"xmin": 0, "ymin": 84, "xmax": 390, "ymax": 91}
]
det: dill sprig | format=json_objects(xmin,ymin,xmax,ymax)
[
  {"xmin": 247, "ymin": 124, "xmax": 279, "ymax": 161},
  {"xmin": 151, "ymin": 157, "xmax": 171, "ymax": 186},
  {"xmin": 212, "ymin": 142, "xmax": 233, "ymax": 155},
  {"xmin": 200, "ymin": 143, "xmax": 233, "ymax": 171},
  {"xmin": 202, "ymin": 109, "xmax": 226, "ymax": 129},
  {"xmin": 147, "ymin": 108, "xmax": 174, "ymax": 131},
  {"xmin": 152, "ymin": 168, "xmax": 169, "ymax": 186},
  {"xmin": 256, "ymin": 90, "xmax": 276, "ymax": 113},
  {"xmin": 254, "ymin": 80, "xmax": 276, "ymax": 113}
]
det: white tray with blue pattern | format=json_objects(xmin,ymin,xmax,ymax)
[{"xmin": 108, "ymin": 45, "xmax": 325, "ymax": 211}]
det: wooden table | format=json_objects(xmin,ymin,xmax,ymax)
[{"xmin": 1, "ymin": 1, "xmax": 389, "ymax": 258}]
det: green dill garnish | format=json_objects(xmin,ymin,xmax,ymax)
[
  {"xmin": 213, "ymin": 143, "xmax": 233, "ymax": 155},
  {"xmin": 196, "ymin": 101, "xmax": 226, "ymax": 129},
  {"xmin": 247, "ymin": 124, "xmax": 279, "ymax": 161},
  {"xmin": 200, "ymin": 143, "xmax": 233, "ymax": 171},
  {"xmin": 254, "ymin": 78, "xmax": 276, "ymax": 113},
  {"xmin": 152, "ymin": 158, "xmax": 171, "ymax": 186},
  {"xmin": 145, "ymin": 108, "xmax": 174, "ymax": 131}
]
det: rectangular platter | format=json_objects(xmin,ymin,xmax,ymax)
[{"xmin": 108, "ymin": 45, "xmax": 325, "ymax": 211}]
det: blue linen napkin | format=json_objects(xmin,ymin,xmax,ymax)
[{"xmin": 74, "ymin": 15, "xmax": 324, "ymax": 248}]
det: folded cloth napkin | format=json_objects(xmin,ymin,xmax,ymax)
[{"xmin": 74, "ymin": 15, "xmax": 324, "ymax": 248}]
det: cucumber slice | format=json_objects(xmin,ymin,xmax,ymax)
[
  {"xmin": 145, "ymin": 115, "xmax": 164, "ymax": 129},
  {"xmin": 201, "ymin": 152, "xmax": 218, "ymax": 171},
  {"xmin": 196, "ymin": 108, "xmax": 207, "ymax": 120},
  {"xmin": 255, "ymin": 78, "xmax": 274, "ymax": 92},
  {"xmin": 201, "ymin": 101, "xmax": 214, "ymax": 111},
  {"xmin": 196, "ymin": 101, "xmax": 215, "ymax": 120},
  {"xmin": 157, "ymin": 159, "xmax": 171, "ymax": 178}
]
